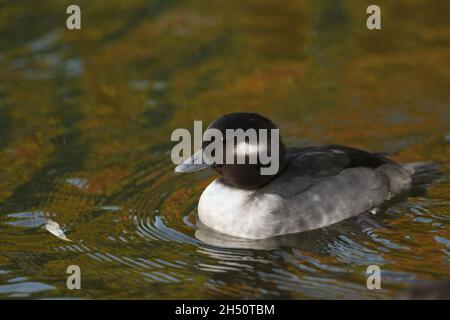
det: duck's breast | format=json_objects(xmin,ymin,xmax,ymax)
[{"xmin": 198, "ymin": 179, "xmax": 285, "ymax": 239}]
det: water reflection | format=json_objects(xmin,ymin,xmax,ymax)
[{"xmin": 0, "ymin": 0, "xmax": 449, "ymax": 299}]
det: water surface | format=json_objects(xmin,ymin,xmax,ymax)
[{"xmin": 0, "ymin": 0, "xmax": 449, "ymax": 299}]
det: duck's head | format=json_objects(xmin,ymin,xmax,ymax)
[{"xmin": 175, "ymin": 112, "xmax": 287, "ymax": 189}]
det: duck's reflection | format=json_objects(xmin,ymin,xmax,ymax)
[
  {"xmin": 195, "ymin": 221, "xmax": 321, "ymax": 251},
  {"xmin": 194, "ymin": 210, "xmax": 389, "ymax": 251}
]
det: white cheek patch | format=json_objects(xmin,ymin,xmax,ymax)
[
  {"xmin": 235, "ymin": 142, "xmax": 258, "ymax": 164},
  {"xmin": 235, "ymin": 142, "xmax": 259, "ymax": 158}
]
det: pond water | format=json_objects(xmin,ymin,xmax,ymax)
[{"xmin": 0, "ymin": 0, "xmax": 449, "ymax": 299}]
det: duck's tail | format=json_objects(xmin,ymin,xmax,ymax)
[{"xmin": 402, "ymin": 161, "xmax": 442, "ymax": 185}]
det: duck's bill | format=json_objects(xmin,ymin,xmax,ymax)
[{"xmin": 174, "ymin": 149, "xmax": 210, "ymax": 173}]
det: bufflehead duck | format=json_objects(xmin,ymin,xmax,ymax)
[{"xmin": 175, "ymin": 112, "xmax": 437, "ymax": 240}]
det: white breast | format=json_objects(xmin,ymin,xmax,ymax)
[{"xmin": 198, "ymin": 179, "xmax": 285, "ymax": 239}]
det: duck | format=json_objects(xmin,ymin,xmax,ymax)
[{"xmin": 175, "ymin": 112, "xmax": 438, "ymax": 240}]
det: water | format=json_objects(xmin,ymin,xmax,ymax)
[{"xmin": 0, "ymin": 0, "xmax": 449, "ymax": 299}]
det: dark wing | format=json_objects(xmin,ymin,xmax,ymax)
[
  {"xmin": 260, "ymin": 144, "xmax": 394, "ymax": 197},
  {"xmin": 261, "ymin": 145, "xmax": 411, "ymax": 234},
  {"xmin": 286, "ymin": 144, "xmax": 393, "ymax": 178}
]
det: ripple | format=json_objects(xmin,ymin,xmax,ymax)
[
  {"xmin": 0, "ymin": 282, "xmax": 55, "ymax": 297},
  {"xmin": 257, "ymin": 268, "xmax": 384, "ymax": 299},
  {"xmin": 326, "ymin": 235, "xmax": 387, "ymax": 265},
  {"xmin": 2, "ymin": 211, "xmax": 72, "ymax": 241},
  {"xmin": 3, "ymin": 211, "xmax": 50, "ymax": 228},
  {"xmin": 125, "ymin": 159, "xmax": 201, "ymax": 247},
  {"xmin": 133, "ymin": 211, "xmax": 198, "ymax": 245}
]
